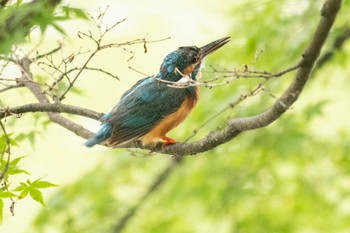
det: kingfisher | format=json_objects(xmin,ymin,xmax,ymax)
[{"xmin": 85, "ymin": 36, "xmax": 230, "ymax": 147}]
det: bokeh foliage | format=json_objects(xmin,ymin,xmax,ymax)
[{"xmin": 28, "ymin": 1, "xmax": 350, "ymax": 233}]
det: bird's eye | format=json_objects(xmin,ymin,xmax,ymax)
[{"xmin": 195, "ymin": 54, "xmax": 200, "ymax": 62}]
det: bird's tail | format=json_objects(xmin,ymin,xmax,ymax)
[{"xmin": 84, "ymin": 123, "xmax": 113, "ymax": 147}]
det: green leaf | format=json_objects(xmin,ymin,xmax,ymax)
[
  {"xmin": 10, "ymin": 156, "xmax": 27, "ymax": 166},
  {"xmin": 0, "ymin": 135, "xmax": 8, "ymax": 152},
  {"xmin": 14, "ymin": 182, "xmax": 29, "ymax": 192},
  {"xmin": 9, "ymin": 138, "xmax": 19, "ymax": 147},
  {"xmin": 70, "ymin": 8, "xmax": 89, "ymax": 19},
  {"xmin": 51, "ymin": 22, "xmax": 66, "ymax": 35},
  {"xmin": 32, "ymin": 179, "xmax": 59, "ymax": 189},
  {"xmin": 18, "ymin": 190, "xmax": 29, "ymax": 199},
  {"xmin": 29, "ymin": 188, "xmax": 45, "ymax": 206},
  {"xmin": 61, "ymin": 6, "xmax": 89, "ymax": 20},
  {"xmin": 3, "ymin": 133, "xmax": 20, "ymax": 147},
  {"xmin": 0, "ymin": 190, "xmax": 17, "ymax": 198},
  {"xmin": 7, "ymin": 168, "xmax": 30, "ymax": 176},
  {"xmin": 16, "ymin": 131, "xmax": 39, "ymax": 146},
  {"xmin": 14, "ymin": 178, "xmax": 58, "ymax": 205},
  {"xmin": 5, "ymin": 156, "xmax": 31, "ymax": 176}
]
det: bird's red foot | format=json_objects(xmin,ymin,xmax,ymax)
[{"xmin": 162, "ymin": 136, "xmax": 176, "ymax": 147}]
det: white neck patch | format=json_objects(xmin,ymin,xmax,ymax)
[{"xmin": 176, "ymin": 76, "xmax": 191, "ymax": 83}]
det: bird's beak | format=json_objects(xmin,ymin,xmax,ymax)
[{"xmin": 200, "ymin": 36, "xmax": 231, "ymax": 58}]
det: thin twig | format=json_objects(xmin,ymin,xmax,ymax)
[
  {"xmin": 60, "ymin": 27, "xmax": 169, "ymax": 100},
  {"xmin": 0, "ymin": 83, "xmax": 25, "ymax": 93},
  {"xmin": 58, "ymin": 49, "xmax": 98, "ymax": 101},
  {"xmin": 35, "ymin": 43, "xmax": 63, "ymax": 60}
]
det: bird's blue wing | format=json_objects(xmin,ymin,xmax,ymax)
[
  {"xmin": 105, "ymin": 77, "xmax": 189, "ymax": 146},
  {"xmin": 85, "ymin": 77, "xmax": 153, "ymax": 147}
]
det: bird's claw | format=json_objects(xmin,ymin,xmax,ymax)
[{"xmin": 162, "ymin": 136, "xmax": 176, "ymax": 147}]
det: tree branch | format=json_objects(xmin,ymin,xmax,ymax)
[
  {"xmin": 0, "ymin": 83, "xmax": 25, "ymax": 93},
  {"xmin": 141, "ymin": 0, "xmax": 342, "ymax": 156},
  {"xmin": 0, "ymin": 103, "xmax": 102, "ymax": 120}
]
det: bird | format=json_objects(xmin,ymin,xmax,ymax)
[{"xmin": 85, "ymin": 36, "xmax": 230, "ymax": 148}]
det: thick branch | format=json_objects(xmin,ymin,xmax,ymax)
[{"xmin": 147, "ymin": 0, "xmax": 342, "ymax": 156}]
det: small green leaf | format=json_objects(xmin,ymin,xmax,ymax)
[
  {"xmin": 71, "ymin": 8, "xmax": 89, "ymax": 19},
  {"xmin": 15, "ymin": 132, "xmax": 37, "ymax": 146},
  {"xmin": 70, "ymin": 86, "xmax": 85, "ymax": 95},
  {"xmin": 9, "ymin": 138, "xmax": 19, "ymax": 147},
  {"xmin": 61, "ymin": 6, "xmax": 89, "ymax": 20},
  {"xmin": 4, "ymin": 156, "xmax": 31, "ymax": 177},
  {"xmin": 0, "ymin": 135, "xmax": 7, "ymax": 152},
  {"xmin": 18, "ymin": 190, "xmax": 29, "ymax": 199},
  {"xmin": 0, "ymin": 190, "xmax": 17, "ymax": 198},
  {"xmin": 10, "ymin": 156, "xmax": 27, "ymax": 166},
  {"xmin": 32, "ymin": 180, "xmax": 59, "ymax": 189},
  {"xmin": 14, "ymin": 182, "xmax": 29, "ymax": 192},
  {"xmin": 14, "ymin": 178, "xmax": 58, "ymax": 205},
  {"xmin": 7, "ymin": 168, "xmax": 30, "ymax": 176},
  {"xmin": 3, "ymin": 133, "xmax": 20, "ymax": 147},
  {"xmin": 51, "ymin": 22, "xmax": 66, "ymax": 35},
  {"xmin": 29, "ymin": 188, "xmax": 45, "ymax": 206}
]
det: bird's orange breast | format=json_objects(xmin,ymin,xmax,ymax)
[{"xmin": 141, "ymin": 86, "xmax": 199, "ymax": 145}]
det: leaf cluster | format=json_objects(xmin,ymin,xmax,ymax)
[
  {"xmin": 0, "ymin": 0, "xmax": 88, "ymax": 54},
  {"xmin": 0, "ymin": 134, "xmax": 58, "ymax": 223}
]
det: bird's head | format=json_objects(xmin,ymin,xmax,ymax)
[{"xmin": 157, "ymin": 36, "xmax": 230, "ymax": 82}]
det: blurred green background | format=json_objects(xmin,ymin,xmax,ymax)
[{"xmin": 1, "ymin": 0, "xmax": 350, "ymax": 232}]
